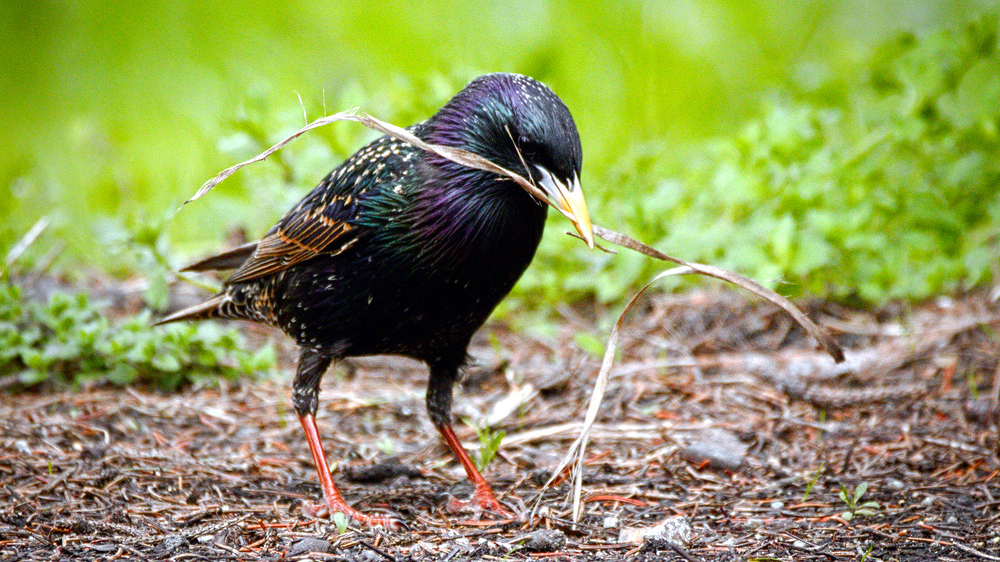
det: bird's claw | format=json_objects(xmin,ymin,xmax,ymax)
[
  {"xmin": 304, "ymin": 500, "xmax": 407, "ymax": 530},
  {"xmin": 446, "ymin": 484, "xmax": 515, "ymax": 518}
]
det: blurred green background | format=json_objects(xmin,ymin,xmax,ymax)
[{"xmin": 2, "ymin": 0, "xmax": 998, "ymax": 307}]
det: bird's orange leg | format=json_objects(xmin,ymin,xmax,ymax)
[
  {"xmin": 299, "ymin": 414, "xmax": 402, "ymax": 528},
  {"xmin": 437, "ymin": 424, "xmax": 514, "ymax": 517}
]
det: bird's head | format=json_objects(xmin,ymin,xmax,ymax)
[{"xmin": 429, "ymin": 73, "xmax": 594, "ymax": 249}]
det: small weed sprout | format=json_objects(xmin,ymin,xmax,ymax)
[
  {"xmin": 839, "ymin": 482, "xmax": 880, "ymax": 521},
  {"xmin": 376, "ymin": 436, "xmax": 395, "ymax": 456},
  {"xmin": 472, "ymin": 425, "xmax": 506, "ymax": 472},
  {"xmin": 802, "ymin": 462, "xmax": 824, "ymax": 502},
  {"xmin": 332, "ymin": 512, "xmax": 349, "ymax": 534}
]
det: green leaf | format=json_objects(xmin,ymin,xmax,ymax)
[
  {"xmin": 151, "ymin": 353, "xmax": 181, "ymax": 372},
  {"xmin": 574, "ymin": 332, "xmax": 605, "ymax": 359},
  {"xmin": 853, "ymin": 482, "xmax": 868, "ymax": 503}
]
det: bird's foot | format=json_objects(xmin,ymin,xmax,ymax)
[
  {"xmin": 446, "ymin": 483, "xmax": 515, "ymax": 518},
  {"xmin": 304, "ymin": 500, "xmax": 407, "ymax": 530}
]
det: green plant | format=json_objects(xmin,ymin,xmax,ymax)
[
  {"xmin": 0, "ymin": 282, "xmax": 275, "ymax": 390},
  {"xmin": 573, "ymin": 332, "xmax": 605, "ymax": 359},
  {"xmin": 332, "ymin": 512, "xmax": 349, "ymax": 534},
  {"xmin": 376, "ymin": 436, "xmax": 395, "ymax": 456},
  {"xmin": 860, "ymin": 544, "xmax": 875, "ymax": 562},
  {"xmin": 966, "ymin": 370, "xmax": 981, "ymax": 398},
  {"xmin": 838, "ymin": 482, "xmax": 880, "ymax": 521},
  {"xmin": 472, "ymin": 424, "xmax": 506, "ymax": 472},
  {"xmin": 528, "ymin": 13, "xmax": 1000, "ymax": 306},
  {"xmin": 802, "ymin": 462, "xmax": 825, "ymax": 502}
]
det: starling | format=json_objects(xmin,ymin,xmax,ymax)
[{"xmin": 157, "ymin": 73, "xmax": 593, "ymax": 527}]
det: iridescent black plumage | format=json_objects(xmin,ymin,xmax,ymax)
[{"xmin": 158, "ymin": 73, "xmax": 589, "ymax": 525}]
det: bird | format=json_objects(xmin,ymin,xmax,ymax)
[{"xmin": 156, "ymin": 73, "xmax": 593, "ymax": 527}]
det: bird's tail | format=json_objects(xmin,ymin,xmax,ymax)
[
  {"xmin": 181, "ymin": 242, "xmax": 258, "ymax": 273},
  {"xmin": 153, "ymin": 292, "xmax": 235, "ymax": 326}
]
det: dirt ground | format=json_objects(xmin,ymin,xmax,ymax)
[{"xmin": 2, "ymin": 289, "xmax": 999, "ymax": 561}]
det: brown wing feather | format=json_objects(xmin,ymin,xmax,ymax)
[
  {"xmin": 220, "ymin": 130, "xmax": 415, "ymax": 284},
  {"xmin": 181, "ymin": 241, "xmax": 259, "ymax": 272},
  {"xmin": 227, "ymin": 208, "xmax": 357, "ymax": 283}
]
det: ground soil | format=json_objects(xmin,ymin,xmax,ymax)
[{"xmin": 2, "ymin": 289, "xmax": 999, "ymax": 561}]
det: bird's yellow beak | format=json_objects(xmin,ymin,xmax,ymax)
[{"xmin": 535, "ymin": 167, "xmax": 594, "ymax": 249}]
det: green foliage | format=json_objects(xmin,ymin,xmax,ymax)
[
  {"xmin": 332, "ymin": 512, "xmax": 349, "ymax": 534},
  {"xmin": 3, "ymin": 4, "xmax": 996, "ymax": 309},
  {"xmin": 802, "ymin": 462, "xmax": 825, "ymax": 502},
  {"xmin": 472, "ymin": 424, "xmax": 506, "ymax": 472},
  {"xmin": 0, "ymin": 283, "xmax": 275, "ymax": 390},
  {"xmin": 838, "ymin": 482, "xmax": 880, "ymax": 521},
  {"xmin": 573, "ymin": 332, "xmax": 606, "ymax": 359},
  {"xmin": 376, "ymin": 435, "xmax": 396, "ymax": 456},
  {"xmin": 96, "ymin": 213, "xmax": 189, "ymax": 311},
  {"xmin": 557, "ymin": 13, "xmax": 1000, "ymax": 304}
]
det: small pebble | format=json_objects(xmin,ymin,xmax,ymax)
[
  {"xmin": 521, "ymin": 529, "xmax": 566, "ymax": 552},
  {"xmin": 603, "ymin": 516, "xmax": 620, "ymax": 529},
  {"xmin": 618, "ymin": 516, "xmax": 691, "ymax": 547},
  {"xmin": 886, "ymin": 478, "xmax": 905, "ymax": 491},
  {"xmin": 14, "ymin": 440, "xmax": 30, "ymax": 455},
  {"xmin": 770, "ymin": 501, "xmax": 784, "ymax": 510},
  {"xmin": 152, "ymin": 535, "xmax": 187, "ymax": 555},
  {"xmin": 289, "ymin": 537, "xmax": 331, "ymax": 556},
  {"xmin": 642, "ymin": 517, "xmax": 692, "ymax": 550},
  {"xmin": 680, "ymin": 429, "xmax": 748, "ymax": 472}
]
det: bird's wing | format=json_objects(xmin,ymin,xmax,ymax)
[
  {"xmin": 225, "ymin": 176, "xmax": 363, "ymax": 284},
  {"xmin": 223, "ymin": 129, "xmax": 424, "ymax": 284}
]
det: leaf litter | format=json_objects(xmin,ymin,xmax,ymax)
[{"xmin": 2, "ymin": 285, "xmax": 999, "ymax": 561}]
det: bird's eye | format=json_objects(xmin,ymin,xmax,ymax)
[{"xmin": 516, "ymin": 136, "xmax": 541, "ymax": 158}]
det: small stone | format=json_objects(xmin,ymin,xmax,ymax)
[
  {"xmin": 680, "ymin": 429, "xmax": 748, "ymax": 472},
  {"xmin": 288, "ymin": 537, "xmax": 331, "ymax": 556},
  {"xmin": 886, "ymin": 478, "xmax": 906, "ymax": 491},
  {"xmin": 964, "ymin": 399, "xmax": 998, "ymax": 425},
  {"xmin": 603, "ymin": 515, "xmax": 620, "ymax": 529},
  {"xmin": 642, "ymin": 517, "xmax": 692, "ymax": 550},
  {"xmin": 770, "ymin": 501, "xmax": 784, "ymax": 510},
  {"xmin": 618, "ymin": 517, "xmax": 691, "ymax": 547},
  {"xmin": 521, "ymin": 529, "xmax": 566, "ymax": 552},
  {"xmin": 151, "ymin": 535, "xmax": 187, "ymax": 556}
]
